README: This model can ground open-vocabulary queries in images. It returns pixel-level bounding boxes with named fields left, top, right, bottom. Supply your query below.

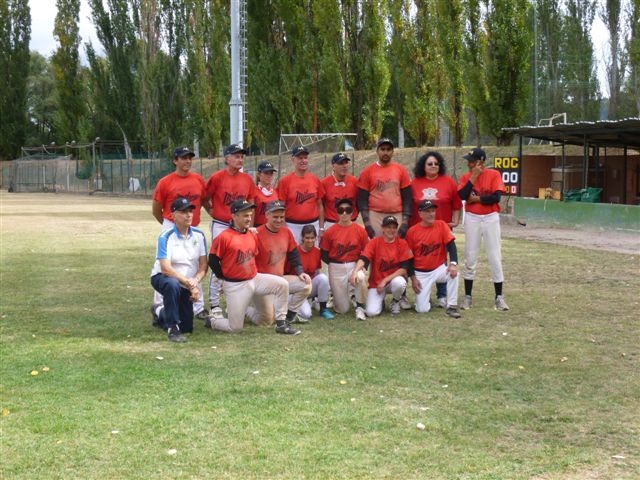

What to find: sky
left=28, top=0, right=610, bottom=94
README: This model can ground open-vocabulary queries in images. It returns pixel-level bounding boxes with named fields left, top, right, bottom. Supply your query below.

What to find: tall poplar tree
left=627, top=0, right=640, bottom=114
left=52, top=0, right=86, bottom=144
left=601, top=0, right=627, bottom=117
left=26, top=52, right=56, bottom=145
left=0, top=0, right=31, bottom=159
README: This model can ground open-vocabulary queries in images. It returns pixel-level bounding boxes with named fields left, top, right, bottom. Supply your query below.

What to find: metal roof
left=503, top=118, right=640, bottom=150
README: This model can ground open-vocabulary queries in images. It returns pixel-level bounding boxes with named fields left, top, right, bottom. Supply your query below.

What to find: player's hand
left=365, top=225, right=376, bottom=239
left=411, top=277, right=422, bottom=294
left=398, top=223, right=408, bottom=238
left=468, top=192, right=480, bottom=204
left=299, top=272, right=312, bottom=284
left=376, top=280, right=387, bottom=294
left=189, top=285, right=200, bottom=302
left=447, top=264, right=458, bottom=278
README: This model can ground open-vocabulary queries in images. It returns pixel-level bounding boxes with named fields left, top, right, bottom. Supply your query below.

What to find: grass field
left=1, top=191, right=638, bottom=479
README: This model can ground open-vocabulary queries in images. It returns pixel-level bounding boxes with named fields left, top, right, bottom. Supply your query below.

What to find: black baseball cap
left=381, top=215, right=399, bottom=227
left=376, top=138, right=394, bottom=149
left=334, top=198, right=353, bottom=209
left=331, top=153, right=350, bottom=164
left=230, top=199, right=255, bottom=214
left=173, top=146, right=195, bottom=159
left=418, top=199, right=438, bottom=211
left=224, top=144, right=247, bottom=156
left=258, top=161, right=277, bottom=173
left=265, top=200, right=286, bottom=214
left=171, top=197, right=196, bottom=212
left=292, top=146, right=310, bottom=157
left=463, top=147, right=486, bottom=162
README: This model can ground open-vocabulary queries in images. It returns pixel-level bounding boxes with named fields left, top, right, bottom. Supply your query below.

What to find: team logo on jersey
left=421, top=188, right=438, bottom=200
left=235, top=249, right=255, bottom=265
left=378, top=259, right=399, bottom=272
left=335, top=243, right=358, bottom=258
left=418, top=243, right=440, bottom=256
left=374, top=179, right=399, bottom=193
left=295, top=190, right=316, bottom=204
left=224, top=193, right=246, bottom=206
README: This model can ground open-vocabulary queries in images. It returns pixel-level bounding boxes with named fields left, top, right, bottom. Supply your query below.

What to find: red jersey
left=361, top=236, right=413, bottom=288
left=320, top=223, right=369, bottom=263
left=205, top=169, right=256, bottom=222
left=410, top=175, right=462, bottom=226
left=153, top=172, right=206, bottom=226
left=253, top=185, right=279, bottom=226
left=276, top=172, right=325, bottom=222
left=357, top=162, right=411, bottom=214
left=458, top=168, right=504, bottom=215
left=210, top=228, right=258, bottom=281
left=405, top=220, right=455, bottom=271
left=288, top=245, right=321, bottom=277
left=254, top=225, right=297, bottom=275
left=321, top=174, right=359, bottom=222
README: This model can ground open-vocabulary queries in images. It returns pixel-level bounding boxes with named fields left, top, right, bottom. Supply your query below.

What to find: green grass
left=1, top=192, right=639, bottom=479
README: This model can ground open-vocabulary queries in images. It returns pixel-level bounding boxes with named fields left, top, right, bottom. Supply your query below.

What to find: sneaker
left=195, top=308, right=210, bottom=321
left=311, top=297, right=320, bottom=312
left=494, top=295, right=510, bottom=311
left=355, top=306, right=367, bottom=321
left=319, top=308, right=335, bottom=320
left=436, top=297, right=447, bottom=309
left=326, top=295, right=334, bottom=309
left=350, top=295, right=357, bottom=309
left=167, top=325, right=187, bottom=343
left=150, top=305, right=161, bottom=328
left=290, top=314, right=309, bottom=324
left=446, top=306, right=461, bottom=318
left=399, top=293, right=412, bottom=310
left=275, top=323, right=301, bottom=335
left=390, top=300, right=401, bottom=315
left=462, top=295, right=473, bottom=310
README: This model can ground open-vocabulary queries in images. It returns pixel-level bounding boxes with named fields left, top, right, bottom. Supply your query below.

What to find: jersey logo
left=374, top=179, right=399, bottom=193
left=295, top=190, right=316, bottom=204
left=418, top=243, right=440, bottom=257
left=421, top=188, right=439, bottom=200
left=235, top=249, right=255, bottom=265
left=224, top=193, right=247, bottom=206
left=335, top=243, right=359, bottom=258
left=378, top=259, right=398, bottom=273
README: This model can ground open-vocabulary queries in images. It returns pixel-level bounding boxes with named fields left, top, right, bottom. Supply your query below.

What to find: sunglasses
left=337, top=207, right=353, bottom=215
left=426, top=162, right=439, bottom=166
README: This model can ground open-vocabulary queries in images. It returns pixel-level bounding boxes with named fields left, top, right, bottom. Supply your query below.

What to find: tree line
left=1, top=0, right=639, bottom=161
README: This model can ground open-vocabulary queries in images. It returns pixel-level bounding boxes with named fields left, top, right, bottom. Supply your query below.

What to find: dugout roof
left=503, top=117, right=640, bottom=150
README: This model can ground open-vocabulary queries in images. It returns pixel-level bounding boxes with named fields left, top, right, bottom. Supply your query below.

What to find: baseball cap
left=331, top=152, right=350, bottom=164
left=381, top=215, right=399, bottom=227
left=171, top=197, right=195, bottom=212
left=292, top=146, right=309, bottom=157
left=334, top=198, right=353, bottom=209
left=224, top=143, right=247, bottom=156
left=375, top=138, right=394, bottom=149
left=463, top=147, right=486, bottom=162
left=173, top=146, right=195, bottom=159
left=258, top=161, right=277, bottom=173
left=265, top=200, right=286, bottom=214
left=230, top=199, right=255, bottom=214
left=418, top=199, right=438, bottom=211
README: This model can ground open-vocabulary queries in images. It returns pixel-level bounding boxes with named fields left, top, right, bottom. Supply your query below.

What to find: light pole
left=93, top=137, right=101, bottom=190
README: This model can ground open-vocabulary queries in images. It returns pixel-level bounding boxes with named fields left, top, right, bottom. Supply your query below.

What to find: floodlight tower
left=230, top=0, right=248, bottom=146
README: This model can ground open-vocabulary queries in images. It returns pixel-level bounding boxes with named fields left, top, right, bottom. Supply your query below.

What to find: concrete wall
left=514, top=197, right=640, bottom=232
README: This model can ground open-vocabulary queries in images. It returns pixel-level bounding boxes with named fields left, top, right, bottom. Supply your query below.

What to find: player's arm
left=357, top=188, right=375, bottom=238
left=152, top=200, right=164, bottom=224
left=408, top=258, right=422, bottom=294
left=159, top=259, right=190, bottom=287
left=458, top=181, right=474, bottom=200
left=479, top=190, right=502, bottom=205
left=450, top=208, right=461, bottom=228
left=445, top=240, right=459, bottom=278
left=317, top=198, right=325, bottom=232
left=380, top=261, right=409, bottom=288
left=208, top=254, right=224, bottom=279
left=320, top=249, right=330, bottom=265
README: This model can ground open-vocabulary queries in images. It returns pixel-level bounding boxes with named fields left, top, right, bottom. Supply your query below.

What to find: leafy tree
left=463, top=0, right=489, bottom=144
left=626, top=0, right=640, bottom=114
left=601, top=0, right=628, bottom=117
left=26, top=52, right=57, bottom=145
left=0, top=0, right=31, bottom=159
left=52, top=0, right=86, bottom=144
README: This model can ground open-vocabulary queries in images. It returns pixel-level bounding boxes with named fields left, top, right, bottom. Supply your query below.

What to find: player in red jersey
left=151, top=146, right=208, bottom=321
left=204, top=143, right=257, bottom=323
left=457, top=148, right=509, bottom=311
left=350, top=215, right=413, bottom=318
left=406, top=200, right=461, bottom=318
left=410, top=150, right=463, bottom=308
left=321, top=153, right=359, bottom=229
left=253, top=161, right=279, bottom=226
left=291, top=225, right=334, bottom=320
left=250, top=200, right=312, bottom=328
left=276, top=146, right=325, bottom=244
left=208, top=200, right=299, bottom=335
left=320, top=198, right=369, bottom=320
left=357, top=138, right=412, bottom=239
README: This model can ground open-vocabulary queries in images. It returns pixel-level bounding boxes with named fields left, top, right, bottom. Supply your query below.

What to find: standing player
left=208, top=200, right=298, bottom=334
left=276, top=146, right=325, bottom=243
left=357, top=138, right=412, bottom=239
left=253, top=161, right=279, bottom=227
left=321, top=152, right=359, bottom=229
left=204, top=143, right=257, bottom=323
left=320, top=198, right=369, bottom=320
left=151, top=146, right=208, bottom=321
left=406, top=200, right=461, bottom=318
left=150, top=197, right=208, bottom=342
left=250, top=200, right=312, bottom=327
left=457, top=148, right=509, bottom=311
left=350, top=216, right=413, bottom=318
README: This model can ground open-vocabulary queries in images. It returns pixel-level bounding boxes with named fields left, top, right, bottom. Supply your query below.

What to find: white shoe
left=326, top=295, right=334, bottom=309
left=461, top=295, right=472, bottom=310
left=494, top=295, right=509, bottom=311
left=355, top=306, right=367, bottom=321
left=390, top=300, right=401, bottom=315
left=437, top=297, right=447, bottom=309
left=399, top=294, right=412, bottom=310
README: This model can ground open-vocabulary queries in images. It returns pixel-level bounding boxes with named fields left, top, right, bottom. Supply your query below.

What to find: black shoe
left=446, top=307, right=461, bottom=319
left=167, top=325, right=187, bottom=342
left=275, top=323, right=301, bottom=335
left=195, top=308, right=210, bottom=322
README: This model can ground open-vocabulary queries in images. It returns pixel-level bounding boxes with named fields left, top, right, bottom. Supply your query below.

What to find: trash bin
left=563, top=189, right=583, bottom=202
left=581, top=187, right=602, bottom=203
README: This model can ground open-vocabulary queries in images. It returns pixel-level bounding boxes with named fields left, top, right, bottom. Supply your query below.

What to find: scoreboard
left=494, top=156, right=520, bottom=195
